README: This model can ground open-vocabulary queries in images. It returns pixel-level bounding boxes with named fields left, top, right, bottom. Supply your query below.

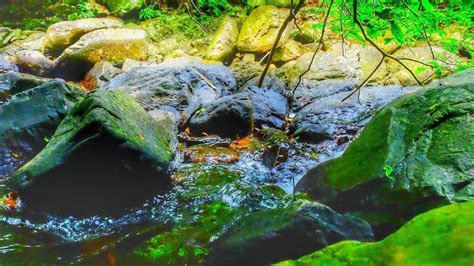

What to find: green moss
left=276, top=201, right=474, bottom=266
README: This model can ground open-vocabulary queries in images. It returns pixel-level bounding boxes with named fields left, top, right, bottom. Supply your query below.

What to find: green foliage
left=139, top=6, right=163, bottom=20
left=197, top=0, right=238, bottom=16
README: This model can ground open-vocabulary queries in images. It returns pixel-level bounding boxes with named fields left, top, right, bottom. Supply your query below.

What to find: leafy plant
left=197, top=0, right=231, bottom=16
left=139, top=7, right=163, bottom=21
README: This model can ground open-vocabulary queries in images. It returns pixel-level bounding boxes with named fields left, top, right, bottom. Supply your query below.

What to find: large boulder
left=0, top=79, right=84, bottom=177
left=14, top=50, right=53, bottom=77
left=206, top=200, right=373, bottom=266
left=276, top=201, right=474, bottom=266
left=237, top=6, right=293, bottom=53
left=105, top=57, right=237, bottom=112
left=296, top=69, right=474, bottom=236
left=387, top=46, right=460, bottom=86
left=53, top=28, right=148, bottom=81
left=292, top=85, right=419, bottom=143
left=288, top=44, right=387, bottom=86
left=206, top=16, right=239, bottom=61
left=8, top=90, right=176, bottom=216
left=42, top=18, right=124, bottom=57
left=186, top=93, right=253, bottom=139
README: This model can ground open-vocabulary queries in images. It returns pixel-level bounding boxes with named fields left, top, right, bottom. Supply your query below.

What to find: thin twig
left=342, top=55, right=385, bottom=102
left=291, top=0, right=335, bottom=96
left=185, top=3, right=208, bottom=33
left=257, top=0, right=305, bottom=87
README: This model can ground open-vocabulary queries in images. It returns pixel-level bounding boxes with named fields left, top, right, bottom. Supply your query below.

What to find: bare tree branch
left=257, top=0, right=305, bottom=87
left=291, top=0, right=335, bottom=96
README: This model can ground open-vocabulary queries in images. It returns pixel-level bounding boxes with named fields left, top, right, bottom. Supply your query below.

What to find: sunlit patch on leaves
left=383, top=164, right=394, bottom=182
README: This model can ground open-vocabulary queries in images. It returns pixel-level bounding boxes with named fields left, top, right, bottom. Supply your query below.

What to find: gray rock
left=14, top=50, right=53, bottom=77
left=0, top=72, right=48, bottom=103
left=106, top=57, right=237, bottom=112
left=241, top=75, right=286, bottom=95
left=186, top=93, right=253, bottom=139
left=244, top=86, right=289, bottom=129
left=83, top=61, right=121, bottom=90
left=292, top=85, right=420, bottom=143
left=0, top=80, right=84, bottom=177
left=0, top=56, right=18, bottom=74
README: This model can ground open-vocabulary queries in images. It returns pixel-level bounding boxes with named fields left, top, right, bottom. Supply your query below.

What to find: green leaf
left=421, top=0, right=435, bottom=11
left=390, top=22, right=405, bottom=44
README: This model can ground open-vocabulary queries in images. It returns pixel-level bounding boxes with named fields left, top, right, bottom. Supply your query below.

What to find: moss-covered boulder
left=8, top=90, right=175, bottom=216
left=274, top=39, right=303, bottom=62
left=237, top=6, right=292, bottom=53
left=275, top=201, right=474, bottom=266
left=206, top=200, right=373, bottom=265
left=206, top=16, right=239, bottom=61
left=0, top=79, right=84, bottom=177
left=296, top=68, right=474, bottom=236
left=54, top=28, right=148, bottom=81
left=42, top=18, right=124, bottom=57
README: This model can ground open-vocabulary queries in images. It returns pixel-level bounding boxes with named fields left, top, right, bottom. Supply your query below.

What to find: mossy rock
left=8, top=90, right=175, bottom=216
left=296, top=68, right=474, bottom=236
left=237, top=6, right=292, bottom=53
left=206, top=16, right=239, bottom=61
left=275, top=201, right=474, bottom=266
left=0, top=79, right=84, bottom=177
left=206, top=199, right=373, bottom=265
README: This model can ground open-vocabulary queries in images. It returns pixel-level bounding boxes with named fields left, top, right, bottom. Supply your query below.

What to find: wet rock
left=0, top=56, right=18, bottom=74
left=258, top=127, right=290, bottom=167
left=292, top=85, right=419, bottom=143
left=206, top=16, right=239, bottom=62
left=387, top=46, right=460, bottom=86
left=0, top=80, right=84, bottom=177
left=244, top=86, right=289, bottom=129
left=206, top=200, right=373, bottom=266
left=0, top=72, right=48, bottom=102
left=186, top=93, right=253, bottom=139
left=276, top=201, right=474, bottom=266
left=14, top=50, right=53, bottom=77
left=290, top=80, right=354, bottom=111
left=229, top=53, right=263, bottom=88
left=241, top=75, right=286, bottom=95
left=82, top=61, right=121, bottom=90
left=237, top=6, right=293, bottom=53
left=42, top=18, right=124, bottom=57
left=106, top=56, right=236, bottom=112
left=296, top=68, right=474, bottom=237
left=8, top=90, right=175, bottom=216
left=53, top=28, right=148, bottom=81
left=274, top=39, right=303, bottom=63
